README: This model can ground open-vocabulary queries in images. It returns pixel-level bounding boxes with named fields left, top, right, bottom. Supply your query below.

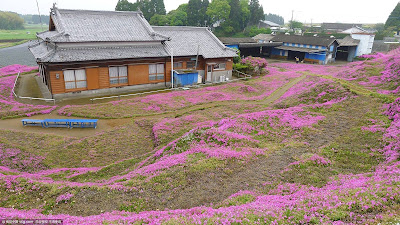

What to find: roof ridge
left=204, top=28, right=235, bottom=53
left=58, top=8, right=142, bottom=15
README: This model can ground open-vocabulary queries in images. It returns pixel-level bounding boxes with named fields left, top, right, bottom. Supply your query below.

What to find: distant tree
left=289, top=20, right=303, bottom=29
left=200, top=0, right=210, bottom=26
left=229, top=0, right=241, bottom=32
left=248, top=0, right=264, bottom=26
left=374, top=23, right=394, bottom=40
left=385, top=2, right=400, bottom=33
left=187, top=0, right=202, bottom=26
left=264, top=13, right=284, bottom=25
left=149, top=14, right=169, bottom=25
left=115, top=0, right=165, bottom=20
left=168, top=10, right=187, bottom=26
left=246, top=25, right=271, bottom=37
left=239, top=0, right=250, bottom=30
left=177, top=3, right=188, bottom=12
left=206, top=0, right=230, bottom=25
left=0, top=11, right=24, bottom=30
left=115, top=0, right=135, bottom=11
left=151, top=0, right=166, bottom=15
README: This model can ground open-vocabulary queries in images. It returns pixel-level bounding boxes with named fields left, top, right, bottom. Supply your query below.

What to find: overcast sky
left=1, top=0, right=399, bottom=24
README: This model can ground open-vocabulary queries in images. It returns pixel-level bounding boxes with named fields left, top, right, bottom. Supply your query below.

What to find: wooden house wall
left=46, top=56, right=230, bottom=94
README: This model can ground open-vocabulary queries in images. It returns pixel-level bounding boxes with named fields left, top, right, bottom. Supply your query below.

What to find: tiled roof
left=29, top=42, right=169, bottom=63
left=153, top=26, right=237, bottom=59
left=271, top=35, right=337, bottom=47
left=322, top=23, right=362, bottom=31
left=29, top=8, right=236, bottom=63
left=338, top=36, right=360, bottom=47
left=46, top=8, right=169, bottom=42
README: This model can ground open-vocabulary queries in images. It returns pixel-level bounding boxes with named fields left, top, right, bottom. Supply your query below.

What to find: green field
left=0, top=24, right=45, bottom=40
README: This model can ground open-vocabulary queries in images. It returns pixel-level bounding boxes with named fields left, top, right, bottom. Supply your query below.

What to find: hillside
left=0, top=51, right=400, bottom=224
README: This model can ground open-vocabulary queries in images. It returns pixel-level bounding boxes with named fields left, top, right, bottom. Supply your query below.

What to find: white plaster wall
left=352, top=34, right=375, bottom=56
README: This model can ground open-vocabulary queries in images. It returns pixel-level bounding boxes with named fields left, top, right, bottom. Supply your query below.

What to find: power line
left=35, top=0, right=44, bottom=31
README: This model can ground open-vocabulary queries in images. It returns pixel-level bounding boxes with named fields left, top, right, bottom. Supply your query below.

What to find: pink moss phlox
left=0, top=65, right=37, bottom=76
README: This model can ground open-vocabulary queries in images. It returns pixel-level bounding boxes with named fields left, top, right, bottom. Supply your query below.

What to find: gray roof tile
left=30, top=44, right=169, bottom=63
left=153, top=26, right=237, bottom=59
left=48, top=8, right=168, bottom=42
left=271, top=35, right=337, bottom=47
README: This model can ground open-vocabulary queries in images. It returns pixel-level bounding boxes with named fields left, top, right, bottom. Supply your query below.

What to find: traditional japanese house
left=29, top=6, right=237, bottom=99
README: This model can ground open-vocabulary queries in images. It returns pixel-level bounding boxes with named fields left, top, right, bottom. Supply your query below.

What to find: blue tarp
left=173, top=71, right=198, bottom=86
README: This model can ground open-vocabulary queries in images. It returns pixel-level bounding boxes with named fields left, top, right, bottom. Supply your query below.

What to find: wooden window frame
left=173, top=61, right=184, bottom=69
left=213, top=63, right=226, bottom=71
left=186, top=61, right=196, bottom=69
left=149, top=63, right=165, bottom=81
left=63, top=69, right=87, bottom=90
left=109, top=66, right=128, bottom=86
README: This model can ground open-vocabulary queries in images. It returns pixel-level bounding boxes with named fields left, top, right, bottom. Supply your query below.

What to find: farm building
left=29, top=6, right=237, bottom=99
left=252, top=34, right=275, bottom=43
left=321, top=23, right=363, bottom=32
left=258, top=20, right=281, bottom=30
left=337, top=36, right=360, bottom=62
left=218, top=37, right=281, bottom=58
left=270, top=35, right=339, bottom=64
left=341, top=26, right=375, bottom=56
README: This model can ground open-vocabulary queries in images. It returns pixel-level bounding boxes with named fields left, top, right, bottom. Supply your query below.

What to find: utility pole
left=290, top=10, right=294, bottom=30
left=36, top=0, right=43, bottom=31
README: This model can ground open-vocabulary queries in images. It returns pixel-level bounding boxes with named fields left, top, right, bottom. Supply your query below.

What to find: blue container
left=173, top=71, right=198, bottom=86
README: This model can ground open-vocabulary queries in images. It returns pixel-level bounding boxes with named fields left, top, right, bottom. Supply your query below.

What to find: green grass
left=0, top=24, right=45, bottom=40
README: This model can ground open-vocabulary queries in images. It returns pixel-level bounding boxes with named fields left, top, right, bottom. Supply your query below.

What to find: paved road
left=0, top=41, right=37, bottom=67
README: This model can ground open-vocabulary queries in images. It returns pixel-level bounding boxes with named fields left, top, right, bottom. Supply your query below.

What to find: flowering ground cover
left=0, top=75, right=56, bottom=118
left=58, top=72, right=293, bottom=118
left=1, top=53, right=400, bottom=224
left=0, top=64, right=37, bottom=77
left=334, top=49, right=400, bottom=96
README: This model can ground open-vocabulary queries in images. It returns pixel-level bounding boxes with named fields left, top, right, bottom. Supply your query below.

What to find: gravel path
left=0, top=41, right=37, bottom=67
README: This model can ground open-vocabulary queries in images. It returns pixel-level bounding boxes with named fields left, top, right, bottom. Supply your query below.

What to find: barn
left=270, top=35, right=339, bottom=64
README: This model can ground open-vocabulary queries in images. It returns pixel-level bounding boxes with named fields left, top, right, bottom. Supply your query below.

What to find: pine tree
left=248, top=0, right=264, bottom=26
left=385, top=2, right=400, bottom=32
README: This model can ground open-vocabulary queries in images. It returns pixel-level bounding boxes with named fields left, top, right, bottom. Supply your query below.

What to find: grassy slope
left=0, top=57, right=400, bottom=223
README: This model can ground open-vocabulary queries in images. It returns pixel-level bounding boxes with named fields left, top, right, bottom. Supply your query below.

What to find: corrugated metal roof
left=218, top=37, right=257, bottom=44
left=153, top=26, right=237, bottom=59
left=47, top=8, right=168, bottom=42
left=275, top=46, right=324, bottom=53
left=252, top=34, right=275, bottom=42
left=338, top=36, right=360, bottom=47
left=29, top=43, right=169, bottom=63
left=259, top=20, right=280, bottom=27
left=271, top=35, right=337, bottom=47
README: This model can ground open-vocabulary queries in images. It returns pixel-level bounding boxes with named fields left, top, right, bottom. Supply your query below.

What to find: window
left=64, top=69, right=87, bottom=90
left=186, top=61, right=196, bottom=69
left=109, top=66, right=128, bottom=85
left=173, top=62, right=183, bottom=69
left=149, top=64, right=164, bottom=81
left=213, top=63, right=226, bottom=70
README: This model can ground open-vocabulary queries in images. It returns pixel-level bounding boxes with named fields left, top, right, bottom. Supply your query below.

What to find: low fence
left=89, top=70, right=253, bottom=104
left=90, top=89, right=172, bottom=103
left=12, top=72, right=56, bottom=105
